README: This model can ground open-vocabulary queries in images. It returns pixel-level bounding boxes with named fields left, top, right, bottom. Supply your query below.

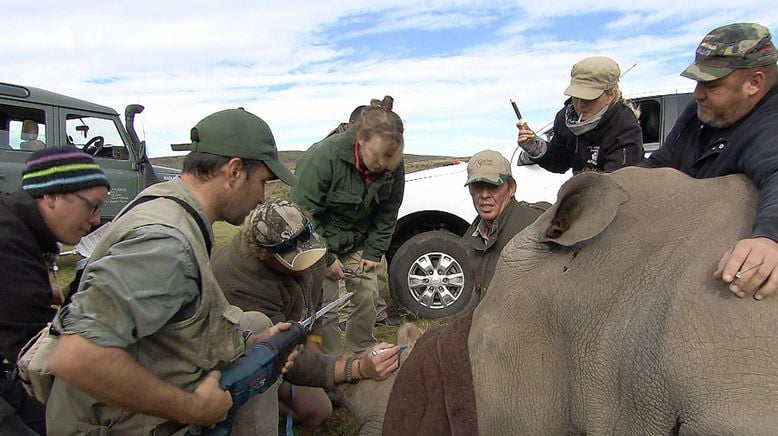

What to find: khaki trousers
left=339, top=256, right=390, bottom=323
left=320, top=250, right=378, bottom=355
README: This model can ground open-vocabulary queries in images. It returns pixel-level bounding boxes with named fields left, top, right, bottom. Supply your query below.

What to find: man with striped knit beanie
left=0, top=145, right=109, bottom=435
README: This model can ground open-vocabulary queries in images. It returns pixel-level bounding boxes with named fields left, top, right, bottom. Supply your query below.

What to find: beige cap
left=563, top=56, right=620, bottom=100
left=465, top=150, right=512, bottom=186
left=244, top=199, right=326, bottom=271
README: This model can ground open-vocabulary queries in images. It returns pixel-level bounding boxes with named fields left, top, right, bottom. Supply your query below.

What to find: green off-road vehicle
left=0, top=82, right=179, bottom=222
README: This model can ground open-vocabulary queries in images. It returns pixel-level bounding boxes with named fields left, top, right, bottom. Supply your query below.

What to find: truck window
left=0, top=104, right=46, bottom=152
left=637, top=99, right=661, bottom=152
left=65, top=114, right=129, bottom=160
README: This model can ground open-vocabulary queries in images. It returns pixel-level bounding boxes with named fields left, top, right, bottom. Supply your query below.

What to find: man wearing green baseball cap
left=46, top=108, right=298, bottom=434
left=641, top=22, right=778, bottom=301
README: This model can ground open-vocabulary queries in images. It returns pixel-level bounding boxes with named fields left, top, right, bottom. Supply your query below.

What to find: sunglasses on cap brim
left=259, top=222, right=314, bottom=253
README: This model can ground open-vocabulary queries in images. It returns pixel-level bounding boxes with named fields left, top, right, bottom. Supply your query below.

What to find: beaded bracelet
left=344, top=355, right=360, bottom=384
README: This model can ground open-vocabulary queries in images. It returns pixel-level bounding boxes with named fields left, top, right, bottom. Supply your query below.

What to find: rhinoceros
left=385, top=168, right=778, bottom=435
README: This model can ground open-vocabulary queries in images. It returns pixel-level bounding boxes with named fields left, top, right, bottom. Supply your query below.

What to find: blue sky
left=2, top=1, right=776, bottom=157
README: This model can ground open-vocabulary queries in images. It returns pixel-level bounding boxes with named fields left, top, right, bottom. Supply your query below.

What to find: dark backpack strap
left=118, top=195, right=212, bottom=256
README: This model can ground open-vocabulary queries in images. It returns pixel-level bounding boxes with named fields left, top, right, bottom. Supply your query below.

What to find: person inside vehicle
left=0, top=146, right=109, bottom=435
left=19, top=120, right=45, bottom=151
left=462, top=150, right=550, bottom=302
left=212, top=199, right=401, bottom=433
left=517, top=56, right=644, bottom=174
left=640, top=22, right=778, bottom=301
left=45, top=108, right=298, bottom=434
left=291, top=96, right=405, bottom=356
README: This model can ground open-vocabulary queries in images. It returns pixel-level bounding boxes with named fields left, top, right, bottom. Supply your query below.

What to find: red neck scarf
left=353, top=141, right=374, bottom=186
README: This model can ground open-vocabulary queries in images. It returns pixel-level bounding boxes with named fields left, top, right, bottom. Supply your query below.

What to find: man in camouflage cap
left=212, top=199, right=401, bottom=434
left=641, top=22, right=778, bottom=301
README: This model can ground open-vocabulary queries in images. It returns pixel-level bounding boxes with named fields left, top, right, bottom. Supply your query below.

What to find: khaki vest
left=47, top=179, right=245, bottom=436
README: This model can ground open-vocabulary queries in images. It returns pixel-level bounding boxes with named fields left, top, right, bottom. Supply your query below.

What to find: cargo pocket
left=208, top=304, right=244, bottom=363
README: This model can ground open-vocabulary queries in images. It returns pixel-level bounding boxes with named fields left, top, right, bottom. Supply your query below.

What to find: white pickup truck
left=387, top=92, right=693, bottom=318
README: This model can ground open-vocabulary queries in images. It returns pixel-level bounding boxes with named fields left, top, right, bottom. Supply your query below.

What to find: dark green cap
left=682, top=22, right=778, bottom=82
left=183, top=108, right=296, bottom=186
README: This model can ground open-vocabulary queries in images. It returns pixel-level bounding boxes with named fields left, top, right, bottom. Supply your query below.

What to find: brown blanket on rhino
left=383, top=312, right=478, bottom=435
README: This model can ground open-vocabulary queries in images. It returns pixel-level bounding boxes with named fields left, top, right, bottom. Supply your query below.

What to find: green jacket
left=291, top=131, right=405, bottom=264
left=462, top=199, right=549, bottom=296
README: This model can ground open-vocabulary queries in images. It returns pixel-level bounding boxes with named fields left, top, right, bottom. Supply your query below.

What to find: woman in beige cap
left=517, top=56, right=643, bottom=174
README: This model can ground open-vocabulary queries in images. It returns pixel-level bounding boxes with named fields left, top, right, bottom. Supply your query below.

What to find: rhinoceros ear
left=538, top=172, right=629, bottom=246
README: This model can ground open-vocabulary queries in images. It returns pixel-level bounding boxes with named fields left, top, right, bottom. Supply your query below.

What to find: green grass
left=54, top=220, right=446, bottom=435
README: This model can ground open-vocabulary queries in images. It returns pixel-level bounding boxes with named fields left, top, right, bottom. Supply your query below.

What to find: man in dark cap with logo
left=45, top=109, right=298, bottom=434
left=0, top=146, right=109, bottom=435
left=462, top=150, right=549, bottom=303
left=641, top=22, right=778, bottom=301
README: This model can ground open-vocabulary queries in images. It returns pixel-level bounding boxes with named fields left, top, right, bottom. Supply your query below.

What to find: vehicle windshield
left=65, top=113, right=128, bottom=159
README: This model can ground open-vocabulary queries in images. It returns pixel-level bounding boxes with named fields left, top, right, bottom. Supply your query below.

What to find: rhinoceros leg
left=384, top=313, right=478, bottom=436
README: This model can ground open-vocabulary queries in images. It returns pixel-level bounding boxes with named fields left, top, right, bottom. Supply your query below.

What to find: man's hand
left=358, top=259, right=378, bottom=273
left=325, top=258, right=345, bottom=281
left=714, top=237, right=778, bottom=300
left=190, top=370, right=232, bottom=427
left=245, top=322, right=299, bottom=374
left=360, top=342, right=401, bottom=381
left=247, top=322, right=292, bottom=345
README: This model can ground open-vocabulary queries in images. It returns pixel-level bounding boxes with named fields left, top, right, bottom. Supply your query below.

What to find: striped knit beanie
left=21, top=146, right=110, bottom=198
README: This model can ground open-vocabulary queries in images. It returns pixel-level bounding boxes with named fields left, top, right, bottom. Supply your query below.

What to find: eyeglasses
left=70, top=192, right=104, bottom=216
left=260, top=222, right=313, bottom=253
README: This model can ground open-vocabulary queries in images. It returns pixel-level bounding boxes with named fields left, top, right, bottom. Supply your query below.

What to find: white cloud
left=1, top=1, right=776, bottom=158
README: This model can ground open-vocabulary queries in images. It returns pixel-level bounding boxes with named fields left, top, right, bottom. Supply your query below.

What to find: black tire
left=389, top=230, right=473, bottom=319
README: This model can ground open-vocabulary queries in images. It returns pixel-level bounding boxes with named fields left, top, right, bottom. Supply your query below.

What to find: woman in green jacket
left=291, top=96, right=405, bottom=355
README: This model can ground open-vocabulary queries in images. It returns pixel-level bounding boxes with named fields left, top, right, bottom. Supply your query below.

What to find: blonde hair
left=608, top=86, right=641, bottom=118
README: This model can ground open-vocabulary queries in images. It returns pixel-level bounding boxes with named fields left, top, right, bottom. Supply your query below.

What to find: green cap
left=184, top=108, right=296, bottom=186
left=682, top=22, right=778, bottom=82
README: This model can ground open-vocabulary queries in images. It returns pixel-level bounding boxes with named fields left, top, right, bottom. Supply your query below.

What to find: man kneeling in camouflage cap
left=212, top=199, right=401, bottom=434
left=641, top=22, right=778, bottom=300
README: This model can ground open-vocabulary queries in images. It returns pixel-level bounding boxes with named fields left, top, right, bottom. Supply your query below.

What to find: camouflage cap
left=465, top=150, right=512, bottom=186
left=180, top=108, right=297, bottom=186
left=682, top=22, right=778, bottom=82
left=244, top=199, right=326, bottom=271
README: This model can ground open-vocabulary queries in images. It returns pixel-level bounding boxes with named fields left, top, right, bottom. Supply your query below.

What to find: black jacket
left=642, top=85, right=778, bottom=240
left=0, top=190, right=57, bottom=363
left=534, top=99, right=644, bottom=174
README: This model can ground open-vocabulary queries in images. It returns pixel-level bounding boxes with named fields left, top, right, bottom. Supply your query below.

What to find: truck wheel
left=389, top=230, right=473, bottom=319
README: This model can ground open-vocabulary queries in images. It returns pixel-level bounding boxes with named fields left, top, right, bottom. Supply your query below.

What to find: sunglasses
left=260, top=222, right=313, bottom=253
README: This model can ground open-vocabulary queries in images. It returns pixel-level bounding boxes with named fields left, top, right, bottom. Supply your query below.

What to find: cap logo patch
left=475, top=158, right=493, bottom=168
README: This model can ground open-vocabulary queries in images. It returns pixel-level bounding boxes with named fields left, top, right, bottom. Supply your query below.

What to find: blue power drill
left=189, top=292, right=352, bottom=436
